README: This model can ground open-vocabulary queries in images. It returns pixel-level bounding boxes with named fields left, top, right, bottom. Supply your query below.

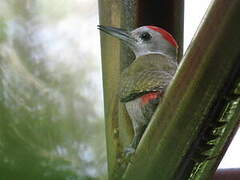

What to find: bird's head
left=98, top=25, right=178, bottom=59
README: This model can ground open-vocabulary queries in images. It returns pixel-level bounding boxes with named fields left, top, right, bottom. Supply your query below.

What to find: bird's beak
left=97, top=25, right=136, bottom=47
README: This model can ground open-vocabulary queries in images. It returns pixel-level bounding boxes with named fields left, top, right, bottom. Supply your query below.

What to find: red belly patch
left=141, top=91, right=163, bottom=105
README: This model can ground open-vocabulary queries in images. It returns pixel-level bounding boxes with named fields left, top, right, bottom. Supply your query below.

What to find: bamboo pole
left=123, top=0, right=240, bottom=179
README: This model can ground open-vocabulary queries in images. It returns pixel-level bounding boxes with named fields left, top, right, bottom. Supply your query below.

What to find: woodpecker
left=98, top=25, right=179, bottom=154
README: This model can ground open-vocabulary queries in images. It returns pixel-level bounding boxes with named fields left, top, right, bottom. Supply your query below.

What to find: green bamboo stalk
left=192, top=99, right=240, bottom=180
left=123, top=0, right=240, bottom=179
left=98, top=1, right=138, bottom=179
left=98, top=1, right=121, bottom=178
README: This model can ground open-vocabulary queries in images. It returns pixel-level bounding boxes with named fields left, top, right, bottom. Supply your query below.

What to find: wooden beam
left=123, top=0, right=240, bottom=179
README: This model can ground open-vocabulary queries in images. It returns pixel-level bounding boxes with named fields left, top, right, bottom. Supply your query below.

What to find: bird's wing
left=120, top=70, right=173, bottom=102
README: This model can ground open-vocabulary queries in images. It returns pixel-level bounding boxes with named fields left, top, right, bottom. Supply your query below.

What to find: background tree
left=0, top=0, right=106, bottom=179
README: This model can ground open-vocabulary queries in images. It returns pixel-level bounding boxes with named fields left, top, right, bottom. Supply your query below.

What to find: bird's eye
left=140, top=32, right=152, bottom=41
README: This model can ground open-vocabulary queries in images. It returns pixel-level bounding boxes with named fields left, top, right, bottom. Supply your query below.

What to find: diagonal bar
left=123, top=0, right=240, bottom=179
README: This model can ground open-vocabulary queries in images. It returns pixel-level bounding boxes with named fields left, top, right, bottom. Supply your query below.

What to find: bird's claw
left=120, top=146, right=135, bottom=165
left=124, top=147, right=135, bottom=158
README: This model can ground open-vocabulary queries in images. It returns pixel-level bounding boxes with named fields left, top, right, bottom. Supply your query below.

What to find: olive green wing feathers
left=120, top=54, right=177, bottom=102
left=120, top=69, right=174, bottom=102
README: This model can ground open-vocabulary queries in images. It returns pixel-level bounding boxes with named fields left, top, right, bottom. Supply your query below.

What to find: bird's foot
left=124, top=147, right=135, bottom=158
left=120, top=146, right=136, bottom=165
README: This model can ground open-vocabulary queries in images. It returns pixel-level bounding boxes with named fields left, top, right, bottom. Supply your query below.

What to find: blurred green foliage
left=0, top=0, right=106, bottom=179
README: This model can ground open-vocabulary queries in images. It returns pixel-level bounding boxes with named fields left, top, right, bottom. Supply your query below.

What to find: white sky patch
left=184, top=0, right=213, bottom=51
left=219, top=130, right=240, bottom=168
